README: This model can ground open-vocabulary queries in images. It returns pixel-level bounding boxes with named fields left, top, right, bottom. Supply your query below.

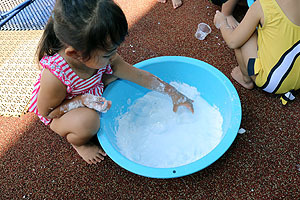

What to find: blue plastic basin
left=97, top=56, right=241, bottom=178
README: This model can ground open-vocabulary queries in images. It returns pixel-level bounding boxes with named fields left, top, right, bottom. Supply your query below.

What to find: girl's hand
left=81, top=94, right=112, bottom=113
left=108, top=54, right=194, bottom=113
left=214, top=10, right=227, bottom=29
left=171, top=94, right=194, bottom=113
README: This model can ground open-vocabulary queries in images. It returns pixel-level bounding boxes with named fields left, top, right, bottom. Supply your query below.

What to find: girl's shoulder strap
left=40, top=53, right=73, bottom=86
left=40, top=53, right=65, bottom=69
left=104, top=64, right=113, bottom=75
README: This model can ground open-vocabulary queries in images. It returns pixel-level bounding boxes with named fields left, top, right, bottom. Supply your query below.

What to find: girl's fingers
left=173, top=102, right=194, bottom=113
left=173, top=104, right=179, bottom=113
left=105, top=101, right=112, bottom=111
left=83, top=95, right=112, bottom=112
left=185, top=103, right=194, bottom=113
left=96, top=96, right=106, bottom=102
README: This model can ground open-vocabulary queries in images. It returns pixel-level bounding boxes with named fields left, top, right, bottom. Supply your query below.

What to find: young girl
left=214, top=0, right=300, bottom=104
left=29, top=0, right=194, bottom=164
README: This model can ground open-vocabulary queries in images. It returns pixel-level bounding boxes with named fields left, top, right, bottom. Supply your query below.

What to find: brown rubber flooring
left=0, top=0, right=299, bottom=199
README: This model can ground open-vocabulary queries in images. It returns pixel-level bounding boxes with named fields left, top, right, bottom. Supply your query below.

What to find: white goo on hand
left=150, top=77, right=165, bottom=93
left=83, top=94, right=110, bottom=113
left=115, top=82, right=224, bottom=168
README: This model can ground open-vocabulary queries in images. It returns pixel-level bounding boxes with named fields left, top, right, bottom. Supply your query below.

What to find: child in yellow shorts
left=214, top=0, right=300, bottom=104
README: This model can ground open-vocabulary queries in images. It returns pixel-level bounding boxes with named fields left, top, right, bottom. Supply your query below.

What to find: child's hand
left=82, top=94, right=112, bottom=113
left=172, top=94, right=194, bottom=114
left=214, top=10, right=227, bottom=29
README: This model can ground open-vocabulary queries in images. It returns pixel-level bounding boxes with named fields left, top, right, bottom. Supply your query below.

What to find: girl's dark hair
left=37, top=0, right=128, bottom=61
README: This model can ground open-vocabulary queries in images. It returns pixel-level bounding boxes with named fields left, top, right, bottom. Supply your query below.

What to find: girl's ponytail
left=36, top=17, right=63, bottom=62
left=36, top=0, right=128, bottom=63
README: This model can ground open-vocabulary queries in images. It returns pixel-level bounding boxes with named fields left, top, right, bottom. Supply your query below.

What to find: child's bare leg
left=231, top=31, right=258, bottom=89
left=232, top=49, right=254, bottom=89
left=158, top=0, right=182, bottom=8
left=171, top=0, right=182, bottom=9
left=231, top=65, right=254, bottom=89
left=50, top=107, right=106, bottom=164
left=158, top=0, right=167, bottom=3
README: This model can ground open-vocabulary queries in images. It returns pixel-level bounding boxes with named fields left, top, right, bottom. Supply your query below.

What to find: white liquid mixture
left=115, top=82, right=223, bottom=168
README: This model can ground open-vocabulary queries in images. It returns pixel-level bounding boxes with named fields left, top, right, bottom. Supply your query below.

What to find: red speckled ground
left=1, top=0, right=300, bottom=199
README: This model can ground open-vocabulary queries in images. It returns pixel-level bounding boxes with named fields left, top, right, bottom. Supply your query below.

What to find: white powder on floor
left=115, top=82, right=223, bottom=168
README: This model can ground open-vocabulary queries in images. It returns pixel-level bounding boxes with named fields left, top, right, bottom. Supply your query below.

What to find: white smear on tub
left=115, top=82, right=224, bottom=168
left=238, top=128, right=246, bottom=134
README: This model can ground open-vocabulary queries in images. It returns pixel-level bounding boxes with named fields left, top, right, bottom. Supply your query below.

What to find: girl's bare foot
left=172, top=0, right=182, bottom=9
left=231, top=67, right=254, bottom=89
left=158, top=0, right=167, bottom=3
left=158, top=0, right=182, bottom=9
left=226, top=15, right=239, bottom=29
left=72, top=142, right=107, bottom=164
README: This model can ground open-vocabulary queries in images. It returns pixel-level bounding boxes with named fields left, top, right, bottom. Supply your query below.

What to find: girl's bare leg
left=50, top=107, right=106, bottom=164
left=157, top=0, right=182, bottom=9
left=231, top=31, right=258, bottom=89
left=232, top=49, right=254, bottom=89
left=158, top=0, right=167, bottom=3
left=171, top=0, right=182, bottom=9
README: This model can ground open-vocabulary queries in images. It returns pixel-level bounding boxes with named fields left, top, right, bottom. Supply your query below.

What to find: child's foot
left=172, top=0, right=182, bottom=9
left=158, top=0, right=167, bottom=3
left=226, top=15, right=239, bottom=29
left=72, top=142, right=107, bottom=164
left=231, top=67, right=254, bottom=89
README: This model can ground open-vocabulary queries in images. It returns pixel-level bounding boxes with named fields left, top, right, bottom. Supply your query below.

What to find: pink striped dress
left=28, top=53, right=113, bottom=125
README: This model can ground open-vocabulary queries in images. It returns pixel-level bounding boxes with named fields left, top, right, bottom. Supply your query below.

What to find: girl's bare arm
left=37, top=68, right=67, bottom=118
left=109, top=54, right=194, bottom=113
left=38, top=69, right=111, bottom=119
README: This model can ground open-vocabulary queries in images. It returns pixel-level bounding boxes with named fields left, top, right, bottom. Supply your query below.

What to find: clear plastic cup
left=195, top=23, right=211, bottom=40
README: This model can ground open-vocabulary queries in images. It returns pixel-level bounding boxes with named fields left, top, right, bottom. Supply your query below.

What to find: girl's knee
left=50, top=108, right=100, bottom=140
left=72, top=108, right=100, bottom=134
left=65, top=109, right=100, bottom=145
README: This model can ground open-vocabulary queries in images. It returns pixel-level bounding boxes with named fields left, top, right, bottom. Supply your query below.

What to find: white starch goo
left=115, top=82, right=223, bottom=168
